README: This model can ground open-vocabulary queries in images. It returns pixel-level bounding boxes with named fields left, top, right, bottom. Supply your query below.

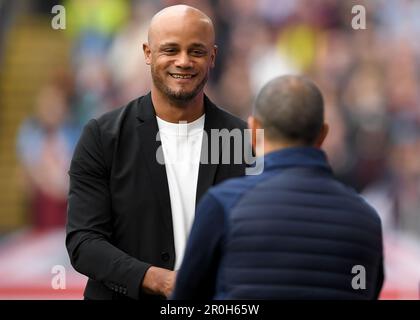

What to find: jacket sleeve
left=65, top=119, right=151, bottom=300
left=373, top=257, right=384, bottom=299
left=171, top=192, right=226, bottom=300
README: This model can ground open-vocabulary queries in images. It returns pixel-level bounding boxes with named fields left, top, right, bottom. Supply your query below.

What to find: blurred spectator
left=340, top=62, right=389, bottom=191
left=364, top=116, right=420, bottom=234
left=72, top=57, right=113, bottom=126
left=106, top=0, right=157, bottom=104
left=65, top=0, right=129, bottom=61
left=16, top=85, right=79, bottom=230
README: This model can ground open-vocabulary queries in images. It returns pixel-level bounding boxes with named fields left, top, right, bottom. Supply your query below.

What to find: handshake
left=142, top=266, right=177, bottom=298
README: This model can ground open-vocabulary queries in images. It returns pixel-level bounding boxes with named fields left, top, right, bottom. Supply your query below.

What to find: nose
left=174, top=51, right=193, bottom=69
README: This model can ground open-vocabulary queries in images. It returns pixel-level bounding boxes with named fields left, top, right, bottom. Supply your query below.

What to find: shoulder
left=317, top=172, right=384, bottom=228
left=74, top=95, right=145, bottom=164
left=93, top=95, right=144, bottom=133
left=205, top=172, right=270, bottom=214
left=347, top=186, right=383, bottom=227
left=319, top=175, right=382, bottom=225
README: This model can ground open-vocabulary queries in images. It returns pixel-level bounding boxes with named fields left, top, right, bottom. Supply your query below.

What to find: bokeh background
left=0, top=0, right=419, bottom=299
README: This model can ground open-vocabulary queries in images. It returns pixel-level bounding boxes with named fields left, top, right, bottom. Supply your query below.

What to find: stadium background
left=0, top=0, right=419, bottom=299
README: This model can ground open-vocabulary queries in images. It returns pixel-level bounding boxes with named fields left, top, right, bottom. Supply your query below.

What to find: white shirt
left=156, top=114, right=205, bottom=270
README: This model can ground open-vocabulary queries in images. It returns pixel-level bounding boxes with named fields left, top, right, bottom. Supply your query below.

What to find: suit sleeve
left=66, top=119, right=151, bottom=300
left=171, top=192, right=226, bottom=300
left=374, top=258, right=384, bottom=299
left=373, top=227, right=385, bottom=299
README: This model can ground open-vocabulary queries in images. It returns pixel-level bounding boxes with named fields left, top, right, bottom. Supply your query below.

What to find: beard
left=151, top=68, right=208, bottom=103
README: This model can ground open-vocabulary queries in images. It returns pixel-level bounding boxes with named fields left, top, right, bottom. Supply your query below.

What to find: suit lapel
left=195, top=96, right=223, bottom=205
left=135, top=93, right=224, bottom=221
left=136, top=93, right=173, bottom=234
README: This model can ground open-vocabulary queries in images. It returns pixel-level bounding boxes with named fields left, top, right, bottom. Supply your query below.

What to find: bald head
left=148, top=5, right=215, bottom=46
left=255, top=75, right=325, bottom=145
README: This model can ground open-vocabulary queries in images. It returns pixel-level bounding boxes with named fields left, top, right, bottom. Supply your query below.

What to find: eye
left=191, top=50, right=206, bottom=57
left=163, top=48, right=177, bottom=54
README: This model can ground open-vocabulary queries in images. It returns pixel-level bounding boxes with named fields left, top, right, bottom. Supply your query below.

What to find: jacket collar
left=136, top=92, right=155, bottom=122
left=135, top=91, right=227, bottom=206
left=263, top=146, right=332, bottom=173
left=136, top=92, right=220, bottom=125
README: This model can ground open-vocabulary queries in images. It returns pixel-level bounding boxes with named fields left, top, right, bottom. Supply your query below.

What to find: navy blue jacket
left=172, top=147, right=384, bottom=300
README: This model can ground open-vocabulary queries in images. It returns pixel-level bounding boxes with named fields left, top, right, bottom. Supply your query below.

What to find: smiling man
left=144, top=6, right=216, bottom=110
left=66, top=5, right=247, bottom=300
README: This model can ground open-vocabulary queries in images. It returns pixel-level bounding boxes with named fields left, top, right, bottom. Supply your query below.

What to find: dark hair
left=254, top=75, right=324, bottom=145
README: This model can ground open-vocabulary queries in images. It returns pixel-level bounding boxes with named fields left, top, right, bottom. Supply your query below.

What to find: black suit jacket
left=66, top=93, right=247, bottom=300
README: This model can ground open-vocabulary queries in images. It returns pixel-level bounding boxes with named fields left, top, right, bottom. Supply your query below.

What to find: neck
left=151, top=88, right=205, bottom=123
left=262, top=139, right=310, bottom=156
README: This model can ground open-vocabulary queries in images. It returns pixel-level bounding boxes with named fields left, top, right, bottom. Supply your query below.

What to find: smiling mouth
left=169, top=73, right=196, bottom=79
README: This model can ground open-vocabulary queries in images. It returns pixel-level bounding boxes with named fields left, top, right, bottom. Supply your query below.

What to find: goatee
left=152, top=72, right=208, bottom=104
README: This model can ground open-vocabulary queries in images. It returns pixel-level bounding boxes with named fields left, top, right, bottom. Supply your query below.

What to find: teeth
left=171, top=74, right=193, bottom=79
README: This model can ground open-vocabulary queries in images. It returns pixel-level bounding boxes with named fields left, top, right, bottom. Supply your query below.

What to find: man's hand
left=142, top=266, right=176, bottom=298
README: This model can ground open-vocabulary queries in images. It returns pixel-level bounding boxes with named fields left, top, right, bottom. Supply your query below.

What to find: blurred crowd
left=15, top=0, right=420, bottom=238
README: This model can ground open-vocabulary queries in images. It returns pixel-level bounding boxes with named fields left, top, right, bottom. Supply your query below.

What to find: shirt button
left=161, top=252, right=170, bottom=261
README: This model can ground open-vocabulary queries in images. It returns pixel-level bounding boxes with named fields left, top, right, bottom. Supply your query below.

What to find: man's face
left=144, top=15, right=216, bottom=102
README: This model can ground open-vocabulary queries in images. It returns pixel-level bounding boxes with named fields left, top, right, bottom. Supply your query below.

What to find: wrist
left=142, top=266, right=161, bottom=295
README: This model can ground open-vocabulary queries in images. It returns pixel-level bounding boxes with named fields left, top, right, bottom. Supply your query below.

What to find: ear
left=143, top=43, right=152, bottom=65
left=247, top=116, right=261, bottom=151
left=314, top=123, right=329, bottom=148
left=210, top=45, right=218, bottom=68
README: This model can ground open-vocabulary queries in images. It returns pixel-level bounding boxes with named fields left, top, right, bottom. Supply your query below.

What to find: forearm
left=172, top=193, right=225, bottom=300
left=66, top=230, right=151, bottom=299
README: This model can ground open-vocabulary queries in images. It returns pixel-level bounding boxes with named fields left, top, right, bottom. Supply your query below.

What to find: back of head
left=254, top=75, right=324, bottom=145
